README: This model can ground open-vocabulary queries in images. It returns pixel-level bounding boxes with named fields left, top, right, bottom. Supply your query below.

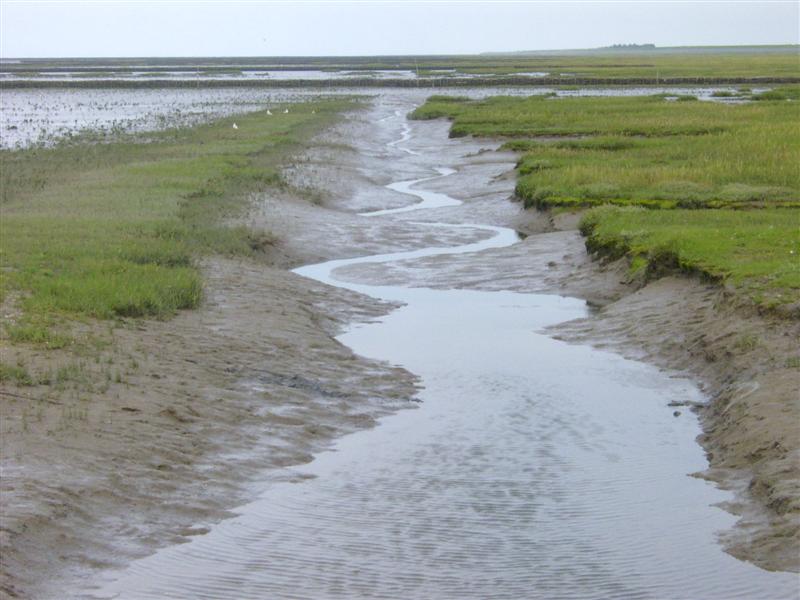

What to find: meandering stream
left=91, top=108, right=798, bottom=599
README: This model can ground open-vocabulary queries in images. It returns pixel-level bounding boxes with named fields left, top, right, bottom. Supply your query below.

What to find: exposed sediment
left=0, top=105, right=427, bottom=599
left=552, top=274, right=800, bottom=573
left=347, top=140, right=800, bottom=572
left=1, top=93, right=797, bottom=599
left=0, top=253, right=419, bottom=599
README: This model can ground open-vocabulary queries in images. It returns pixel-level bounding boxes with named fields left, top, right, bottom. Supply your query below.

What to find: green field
left=581, top=207, right=799, bottom=311
left=448, top=50, right=800, bottom=79
left=3, top=47, right=798, bottom=87
left=0, top=99, right=352, bottom=346
left=412, top=89, right=800, bottom=312
left=3, top=47, right=798, bottom=76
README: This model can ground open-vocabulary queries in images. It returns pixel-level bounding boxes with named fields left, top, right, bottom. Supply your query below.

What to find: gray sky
left=1, top=1, right=798, bottom=58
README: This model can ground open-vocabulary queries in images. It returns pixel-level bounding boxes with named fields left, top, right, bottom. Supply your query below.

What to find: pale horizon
left=1, top=1, right=798, bottom=59
left=2, top=42, right=799, bottom=61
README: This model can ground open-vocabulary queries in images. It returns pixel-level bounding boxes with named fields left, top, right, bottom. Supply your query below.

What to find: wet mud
left=1, top=90, right=797, bottom=599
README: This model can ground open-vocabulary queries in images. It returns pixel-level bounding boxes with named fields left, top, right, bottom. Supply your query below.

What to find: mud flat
left=0, top=102, right=427, bottom=597
left=289, top=99, right=799, bottom=571
left=331, top=120, right=799, bottom=575
left=0, top=91, right=515, bottom=598
left=85, top=98, right=797, bottom=599
left=0, top=254, right=421, bottom=599
left=0, top=85, right=752, bottom=149
left=1, top=91, right=798, bottom=598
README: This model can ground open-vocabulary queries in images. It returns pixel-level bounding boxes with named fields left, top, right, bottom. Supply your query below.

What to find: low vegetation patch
left=0, top=362, right=34, bottom=386
left=411, top=92, right=799, bottom=210
left=412, top=89, right=800, bottom=311
left=1, top=99, right=352, bottom=339
left=580, top=207, right=800, bottom=312
left=446, top=51, right=800, bottom=79
left=5, top=49, right=799, bottom=82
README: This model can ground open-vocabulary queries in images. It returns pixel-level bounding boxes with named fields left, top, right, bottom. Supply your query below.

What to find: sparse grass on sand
left=412, top=89, right=800, bottom=312
left=0, top=99, right=353, bottom=344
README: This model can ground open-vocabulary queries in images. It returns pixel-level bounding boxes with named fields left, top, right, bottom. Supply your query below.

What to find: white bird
left=283, top=108, right=289, bottom=114
left=312, top=110, right=316, bottom=114
left=232, top=123, right=238, bottom=129
left=266, top=109, right=272, bottom=115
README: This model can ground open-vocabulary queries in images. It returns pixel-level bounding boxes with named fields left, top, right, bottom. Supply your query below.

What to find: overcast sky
left=1, top=1, right=797, bottom=58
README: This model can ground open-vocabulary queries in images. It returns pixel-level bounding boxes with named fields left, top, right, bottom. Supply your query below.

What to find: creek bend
left=90, top=102, right=798, bottom=599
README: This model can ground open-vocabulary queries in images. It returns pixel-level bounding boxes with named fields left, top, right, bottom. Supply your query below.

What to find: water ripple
left=89, top=104, right=798, bottom=600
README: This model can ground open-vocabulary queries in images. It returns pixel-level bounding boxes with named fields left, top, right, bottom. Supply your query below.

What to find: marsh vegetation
left=412, top=88, right=800, bottom=313
left=2, top=48, right=799, bottom=596
left=0, top=99, right=353, bottom=348
left=2, top=47, right=798, bottom=88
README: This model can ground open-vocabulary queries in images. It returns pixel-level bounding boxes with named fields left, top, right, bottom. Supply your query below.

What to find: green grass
left=4, top=48, right=799, bottom=81
left=753, top=86, right=800, bottom=101
left=456, top=52, right=800, bottom=79
left=0, top=362, right=34, bottom=386
left=0, top=99, right=352, bottom=332
left=411, top=92, right=800, bottom=210
left=580, top=207, right=800, bottom=312
left=412, top=89, right=800, bottom=311
left=6, top=320, right=72, bottom=349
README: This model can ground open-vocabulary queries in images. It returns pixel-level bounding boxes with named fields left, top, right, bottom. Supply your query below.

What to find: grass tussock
left=1, top=99, right=352, bottom=334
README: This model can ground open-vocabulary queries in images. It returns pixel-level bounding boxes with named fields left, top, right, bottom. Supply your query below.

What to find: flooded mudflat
left=0, top=87, right=328, bottom=148
left=89, top=112, right=798, bottom=598
left=0, top=68, right=421, bottom=82
left=1, top=85, right=746, bottom=149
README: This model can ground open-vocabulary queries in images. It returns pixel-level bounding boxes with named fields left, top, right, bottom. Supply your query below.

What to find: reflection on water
left=1, top=86, right=751, bottom=149
left=0, top=69, right=421, bottom=82
left=89, top=109, right=798, bottom=600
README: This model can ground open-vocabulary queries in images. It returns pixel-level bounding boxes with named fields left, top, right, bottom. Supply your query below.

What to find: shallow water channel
left=92, top=116, right=798, bottom=599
